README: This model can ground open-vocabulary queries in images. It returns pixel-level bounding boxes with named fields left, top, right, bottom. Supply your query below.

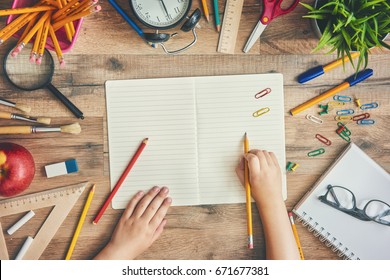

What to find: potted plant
left=301, top=0, right=390, bottom=72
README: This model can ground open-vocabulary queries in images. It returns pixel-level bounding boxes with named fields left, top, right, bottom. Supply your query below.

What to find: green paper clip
left=337, top=122, right=351, bottom=136
left=307, top=148, right=325, bottom=157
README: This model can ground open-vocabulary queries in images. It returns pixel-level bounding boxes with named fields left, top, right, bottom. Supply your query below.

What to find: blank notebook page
left=105, top=74, right=286, bottom=209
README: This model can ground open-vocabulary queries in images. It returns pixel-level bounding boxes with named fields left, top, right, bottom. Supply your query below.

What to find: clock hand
left=159, top=0, right=169, bottom=17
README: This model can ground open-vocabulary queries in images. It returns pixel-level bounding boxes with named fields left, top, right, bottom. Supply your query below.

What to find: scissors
left=243, top=0, right=299, bottom=53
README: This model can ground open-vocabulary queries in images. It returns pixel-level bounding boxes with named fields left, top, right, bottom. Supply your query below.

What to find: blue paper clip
left=333, top=95, right=352, bottom=102
left=357, top=119, right=375, bottom=125
left=307, top=148, right=325, bottom=157
left=336, top=109, right=354, bottom=115
left=252, top=107, right=270, bottom=117
left=360, top=102, right=379, bottom=110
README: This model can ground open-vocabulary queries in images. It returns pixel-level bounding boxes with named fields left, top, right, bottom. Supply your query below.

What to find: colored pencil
left=65, top=184, right=95, bottom=260
left=201, top=0, right=210, bottom=22
left=288, top=212, right=304, bottom=260
left=244, top=132, right=253, bottom=249
left=213, top=0, right=221, bottom=32
left=93, top=138, right=149, bottom=225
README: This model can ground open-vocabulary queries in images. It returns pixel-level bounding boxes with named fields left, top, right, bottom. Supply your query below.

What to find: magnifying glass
left=3, top=45, right=84, bottom=119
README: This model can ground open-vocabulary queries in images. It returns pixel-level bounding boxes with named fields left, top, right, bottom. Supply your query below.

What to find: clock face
left=130, top=0, right=192, bottom=29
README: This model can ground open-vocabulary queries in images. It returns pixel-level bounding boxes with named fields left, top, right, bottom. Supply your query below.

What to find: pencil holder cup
left=7, top=0, right=83, bottom=53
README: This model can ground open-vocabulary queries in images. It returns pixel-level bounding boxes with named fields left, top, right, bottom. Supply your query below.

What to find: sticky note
left=45, top=159, right=79, bottom=178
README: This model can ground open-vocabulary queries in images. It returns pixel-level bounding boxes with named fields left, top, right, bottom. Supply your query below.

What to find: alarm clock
left=129, top=0, right=193, bottom=30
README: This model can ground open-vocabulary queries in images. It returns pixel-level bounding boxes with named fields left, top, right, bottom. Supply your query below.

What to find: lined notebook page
left=196, top=74, right=286, bottom=204
left=106, top=78, right=200, bottom=209
left=105, top=74, right=286, bottom=209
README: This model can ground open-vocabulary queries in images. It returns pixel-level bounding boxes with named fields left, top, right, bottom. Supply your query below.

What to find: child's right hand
left=235, top=149, right=283, bottom=208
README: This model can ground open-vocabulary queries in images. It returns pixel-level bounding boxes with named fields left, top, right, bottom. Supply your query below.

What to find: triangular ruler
left=0, top=181, right=88, bottom=260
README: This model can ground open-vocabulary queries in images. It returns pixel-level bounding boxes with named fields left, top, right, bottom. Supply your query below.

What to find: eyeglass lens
left=365, top=200, right=390, bottom=225
left=327, top=186, right=355, bottom=210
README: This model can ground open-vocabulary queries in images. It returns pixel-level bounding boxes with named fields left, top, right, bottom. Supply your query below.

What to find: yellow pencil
left=49, top=25, right=65, bottom=66
left=0, top=6, right=55, bottom=16
left=201, top=0, right=210, bottom=22
left=65, top=184, right=95, bottom=260
left=53, top=5, right=101, bottom=31
left=288, top=212, right=304, bottom=260
left=244, top=132, right=253, bottom=249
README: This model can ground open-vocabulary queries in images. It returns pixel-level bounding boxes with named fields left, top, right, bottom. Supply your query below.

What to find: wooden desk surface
left=0, top=0, right=389, bottom=260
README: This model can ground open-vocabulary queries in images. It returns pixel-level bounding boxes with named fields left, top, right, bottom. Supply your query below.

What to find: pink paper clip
left=352, top=113, right=370, bottom=121
left=254, top=88, right=271, bottom=99
left=315, top=134, right=332, bottom=146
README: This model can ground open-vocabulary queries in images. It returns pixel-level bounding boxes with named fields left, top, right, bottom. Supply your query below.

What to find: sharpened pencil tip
left=143, top=138, right=149, bottom=144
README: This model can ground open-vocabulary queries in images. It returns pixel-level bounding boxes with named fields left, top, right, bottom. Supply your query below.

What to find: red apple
left=0, top=142, right=35, bottom=197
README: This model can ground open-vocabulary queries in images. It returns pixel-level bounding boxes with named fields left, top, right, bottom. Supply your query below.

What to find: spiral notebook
left=293, top=143, right=390, bottom=260
left=105, top=74, right=286, bottom=209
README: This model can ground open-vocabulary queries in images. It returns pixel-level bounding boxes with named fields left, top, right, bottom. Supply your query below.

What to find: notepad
left=293, top=143, right=390, bottom=260
left=105, top=74, right=286, bottom=208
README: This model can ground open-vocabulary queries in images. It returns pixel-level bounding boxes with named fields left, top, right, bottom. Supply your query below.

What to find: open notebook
left=105, top=74, right=286, bottom=208
left=293, top=143, right=390, bottom=260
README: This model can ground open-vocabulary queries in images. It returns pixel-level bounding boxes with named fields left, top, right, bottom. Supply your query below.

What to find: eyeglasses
left=319, top=184, right=390, bottom=226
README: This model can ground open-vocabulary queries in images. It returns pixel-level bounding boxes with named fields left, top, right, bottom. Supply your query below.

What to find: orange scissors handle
left=260, top=0, right=299, bottom=24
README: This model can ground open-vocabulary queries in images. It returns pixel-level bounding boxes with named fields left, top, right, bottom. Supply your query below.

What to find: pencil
left=244, top=132, right=253, bottom=249
left=52, top=5, right=101, bottom=31
left=49, top=25, right=65, bottom=67
left=201, top=0, right=210, bottom=22
left=93, top=138, right=149, bottom=225
left=0, top=6, right=55, bottom=16
left=65, top=184, right=95, bottom=260
left=290, top=68, right=373, bottom=116
left=288, top=212, right=304, bottom=260
left=213, top=0, right=221, bottom=32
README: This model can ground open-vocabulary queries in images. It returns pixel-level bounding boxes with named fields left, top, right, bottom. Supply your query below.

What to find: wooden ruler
left=0, top=182, right=88, bottom=260
left=217, top=0, right=244, bottom=54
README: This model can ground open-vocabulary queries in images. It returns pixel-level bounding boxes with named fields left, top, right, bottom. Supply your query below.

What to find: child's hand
left=94, top=186, right=172, bottom=260
left=235, top=149, right=283, bottom=207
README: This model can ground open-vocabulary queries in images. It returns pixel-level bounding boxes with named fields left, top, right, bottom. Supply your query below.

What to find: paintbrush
left=0, top=122, right=81, bottom=134
left=0, top=97, right=31, bottom=113
left=0, top=111, right=51, bottom=125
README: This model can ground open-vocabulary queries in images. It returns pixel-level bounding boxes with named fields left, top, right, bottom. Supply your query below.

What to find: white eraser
left=7, top=210, right=35, bottom=235
left=45, top=159, right=79, bottom=178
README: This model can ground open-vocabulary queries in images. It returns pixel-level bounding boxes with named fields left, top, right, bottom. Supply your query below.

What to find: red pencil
left=93, top=138, right=148, bottom=224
